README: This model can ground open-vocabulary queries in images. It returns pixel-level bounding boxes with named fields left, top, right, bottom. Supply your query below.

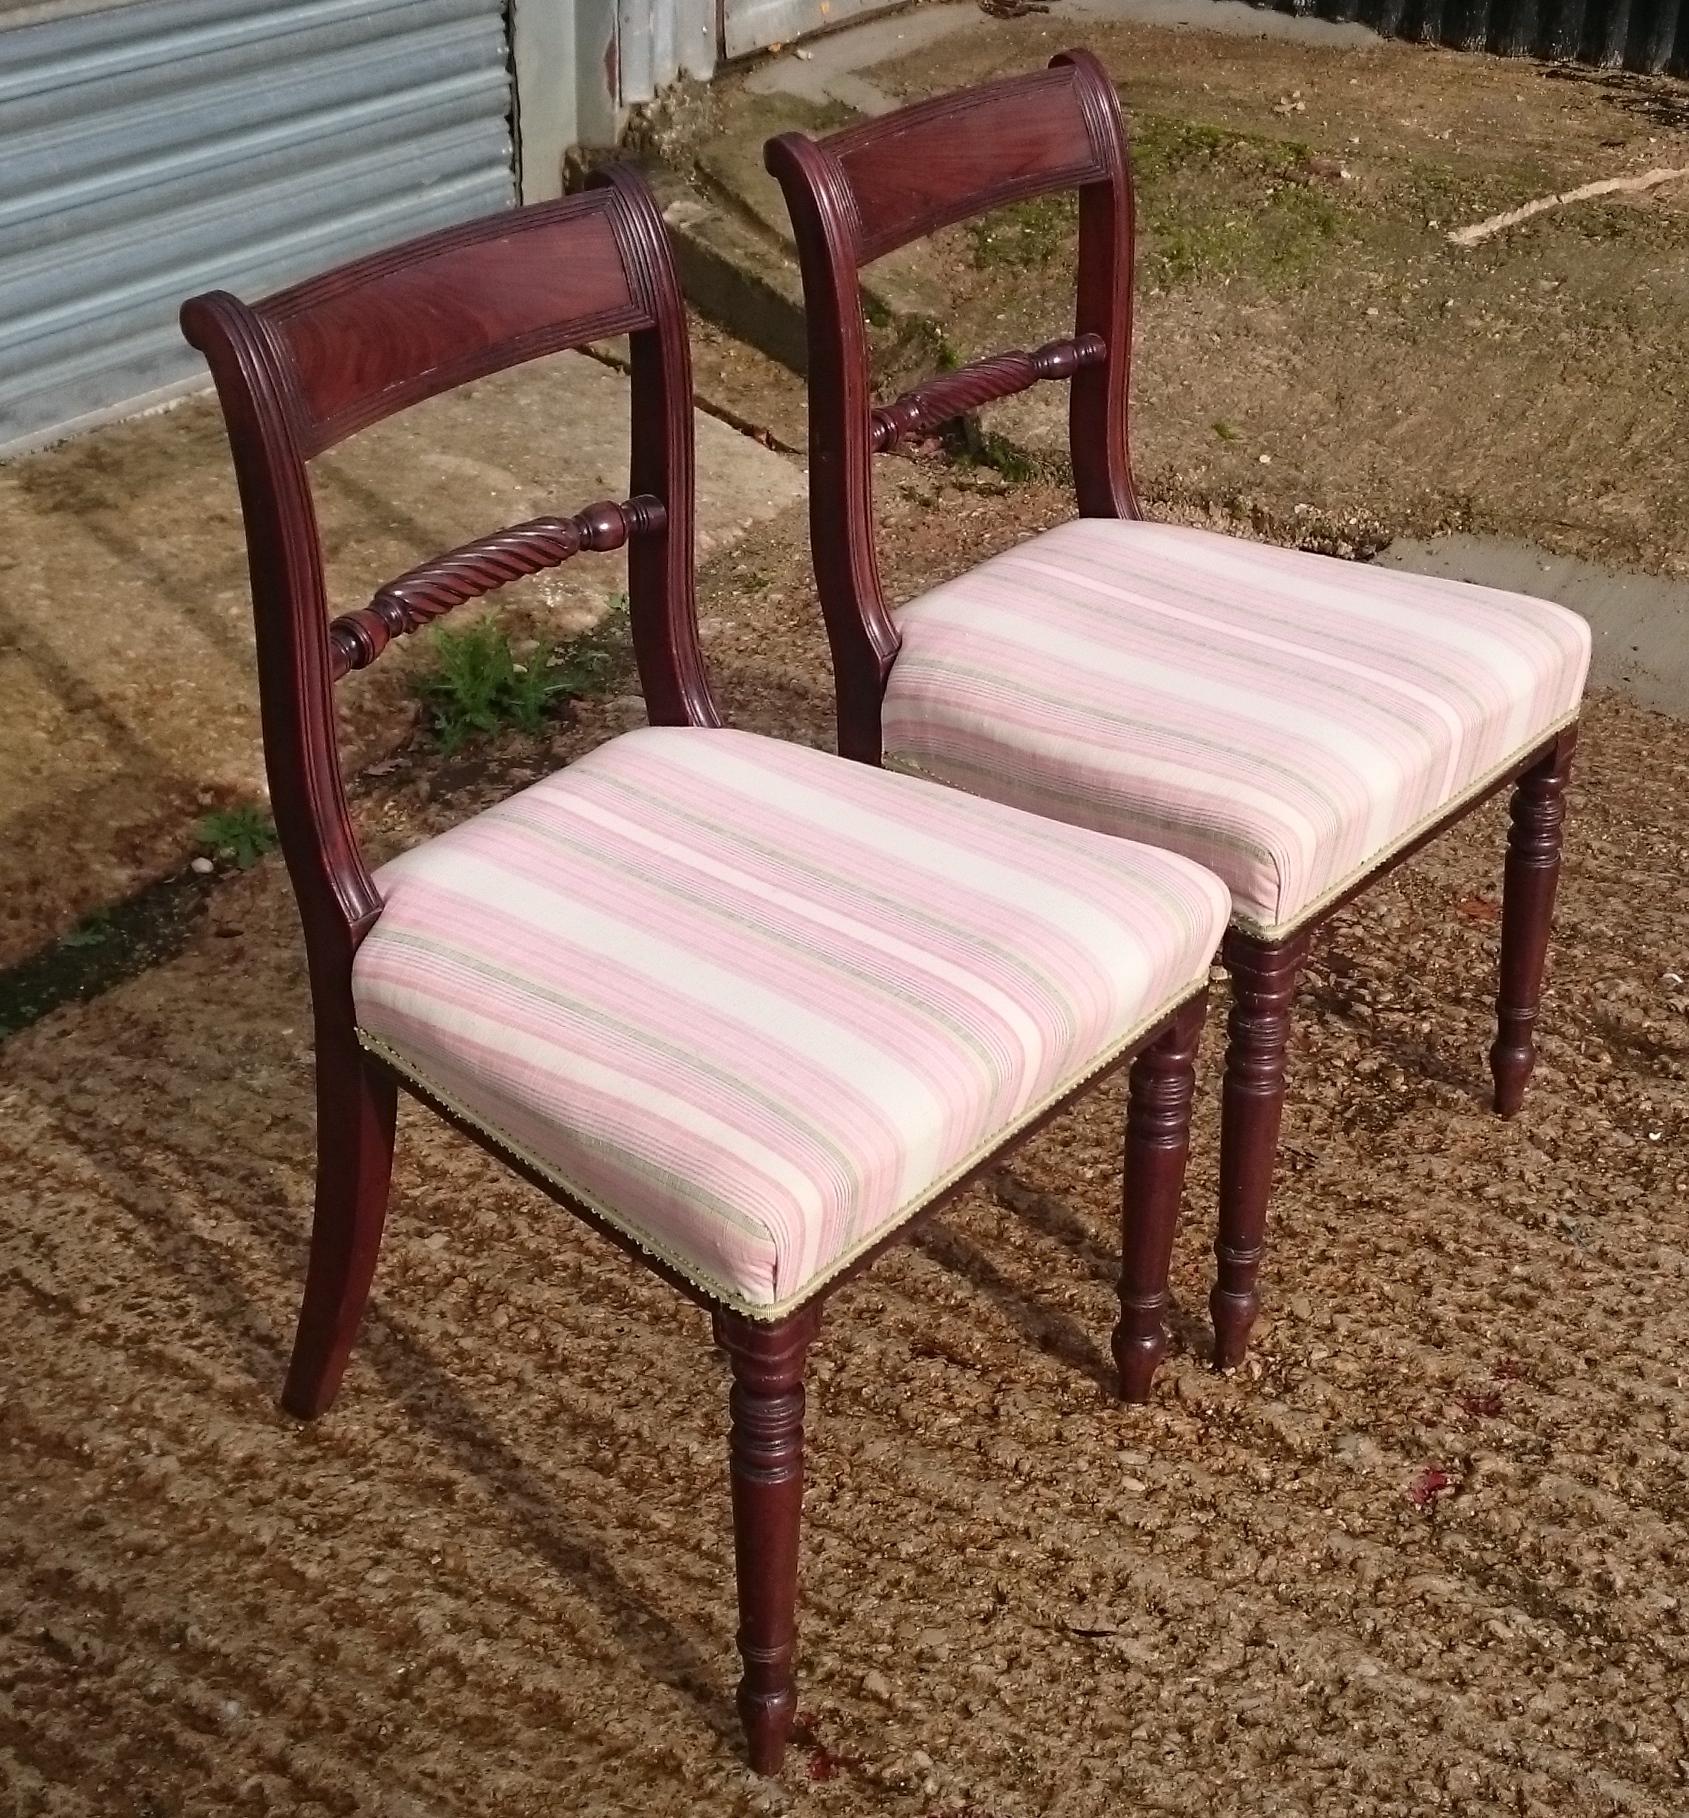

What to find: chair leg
left=281, top=1043, right=399, bottom=1420
left=1492, top=729, right=1576, bottom=1118
left=1211, top=928, right=1307, bottom=1371
left=714, top=1306, right=818, bottom=1776
left=1114, top=994, right=1205, bottom=1402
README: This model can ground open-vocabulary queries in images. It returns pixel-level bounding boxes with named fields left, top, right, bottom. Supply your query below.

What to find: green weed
left=551, top=596, right=630, bottom=696
left=197, top=805, right=278, bottom=870
left=1131, top=114, right=1306, bottom=184
left=414, top=601, right=630, bottom=753
left=1255, top=182, right=1346, bottom=279
left=945, top=422, right=1038, bottom=483
left=415, top=622, right=536, bottom=751
left=60, top=913, right=113, bottom=950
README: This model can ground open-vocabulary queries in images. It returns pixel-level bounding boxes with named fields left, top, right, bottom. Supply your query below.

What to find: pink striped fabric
left=352, top=727, right=1228, bottom=1314
left=882, top=520, right=1590, bottom=934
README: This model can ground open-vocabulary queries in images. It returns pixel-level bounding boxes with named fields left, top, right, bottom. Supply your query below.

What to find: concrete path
left=0, top=353, right=804, bottom=968
left=746, top=0, right=1382, bottom=113
left=1380, top=535, right=1689, bottom=720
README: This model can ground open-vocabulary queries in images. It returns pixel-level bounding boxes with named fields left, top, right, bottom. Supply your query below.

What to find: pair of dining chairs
left=183, top=52, right=1588, bottom=1775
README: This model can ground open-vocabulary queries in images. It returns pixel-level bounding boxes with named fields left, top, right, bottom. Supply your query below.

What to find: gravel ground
left=2, top=471, right=1686, bottom=1818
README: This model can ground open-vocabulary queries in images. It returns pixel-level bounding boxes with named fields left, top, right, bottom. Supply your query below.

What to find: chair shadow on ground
left=365, top=1313, right=744, bottom=1752
left=22, top=1063, right=301, bottom=1394
left=985, top=1166, right=1119, bottom=1285
left=37, top=1021, right=744, bottom=1754
left=977, top=1166, right=1218, bottom=1372
left=1302, top=942, right=1497, bottom=1109
left=911, top=1218, right=1119, bottom=1394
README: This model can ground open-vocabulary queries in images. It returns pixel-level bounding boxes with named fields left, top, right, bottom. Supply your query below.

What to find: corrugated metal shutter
left=1248, top=0, right=1688, bottom=74
left=0, top=0, right=516, bottom=455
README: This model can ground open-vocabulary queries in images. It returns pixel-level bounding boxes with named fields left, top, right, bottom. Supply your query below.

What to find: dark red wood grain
left=1492, top=725, right=1577, bottom=1116
left=330, top=496, right=666, bottom=677
left=715, top=1307, right=819, bottom=1775
left=1116, top=994, right=1206, bottom=1402
left=262, top=198, right=644, bottom=454
left=180, top=167, right=720, bottom=1438
left=1212, top=928, right=1308, bottom=1371
left=823, top=64, right=1107, bottom=263
left=765, top=48, right=1139, bottom=764
left=869, top=334, right=1104, bottom=453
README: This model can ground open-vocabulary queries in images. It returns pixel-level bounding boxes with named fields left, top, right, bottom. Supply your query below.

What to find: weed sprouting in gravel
left=414, top=599, right=631, bottom=753
left=196, top=804, right=278, bottom=870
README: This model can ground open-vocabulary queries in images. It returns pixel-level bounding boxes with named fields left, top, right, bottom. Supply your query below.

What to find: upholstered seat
left=353, top=726, right=1229, bottom=1314
left=882, top=520, right=1591, bottom=936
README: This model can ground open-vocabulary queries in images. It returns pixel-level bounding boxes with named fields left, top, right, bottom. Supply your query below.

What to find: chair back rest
left=764, top=51, right=1137, bottom=760
left=819, top=58, right=1120, bottom=263
left=181, top=167, right=715, bottom=983
left=254, top=194, right=652, bottom=456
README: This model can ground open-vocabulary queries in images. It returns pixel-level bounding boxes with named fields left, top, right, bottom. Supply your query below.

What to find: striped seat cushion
left=352, top=727, right=1228, bottom=1315
left=882, top=519, right=1590, bottom=935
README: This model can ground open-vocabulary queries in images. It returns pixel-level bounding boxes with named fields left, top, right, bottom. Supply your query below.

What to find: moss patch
left=413, top=603, right=632, bottom=754
left=967, top=194, right=1079, bottom=270
left=1130, top=111, right=1355, bottom=290
left=956, top=112, right=1355, bottom=296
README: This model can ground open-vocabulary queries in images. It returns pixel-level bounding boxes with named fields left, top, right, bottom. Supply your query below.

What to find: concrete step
left=650, top=166, right=812, bottom=376
left=646, top=89, right=952, bottom=387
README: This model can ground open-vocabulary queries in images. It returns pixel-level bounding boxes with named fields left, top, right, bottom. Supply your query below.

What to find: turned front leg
left=1212, top=929, right=1307, bottom=1370
left=1492, top=728, right=1576, bottom=1118
left=1115, top=994, right=1206, bottom=1402
left=713, top=1306, right=818, bottom=1775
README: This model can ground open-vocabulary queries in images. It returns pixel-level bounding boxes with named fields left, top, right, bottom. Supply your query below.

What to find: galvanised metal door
left=0, top=0, right=516, bottom=455
left=719, top=0, right=902, bottom=64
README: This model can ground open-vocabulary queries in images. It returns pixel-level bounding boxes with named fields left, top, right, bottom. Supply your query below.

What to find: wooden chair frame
left=182, top=165, right=1213, bottom=1774
left=766, top=50, right=1578, bottom=1371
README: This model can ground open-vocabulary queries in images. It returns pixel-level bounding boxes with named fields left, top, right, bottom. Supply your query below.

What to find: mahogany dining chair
left=766, top=50, right=1590, bottom=1372
left=180, top=165, right=1231, bottom=1772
